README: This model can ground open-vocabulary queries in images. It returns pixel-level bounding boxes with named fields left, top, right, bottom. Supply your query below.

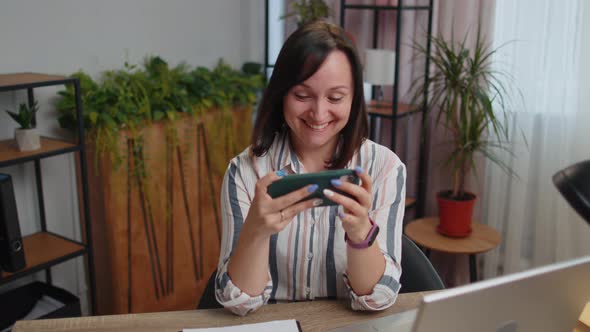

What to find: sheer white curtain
left=482, top=0, right=590, bottom=278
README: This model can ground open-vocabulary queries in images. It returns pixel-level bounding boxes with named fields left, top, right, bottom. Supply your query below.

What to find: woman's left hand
left=323, top=166, right=373, bottom=244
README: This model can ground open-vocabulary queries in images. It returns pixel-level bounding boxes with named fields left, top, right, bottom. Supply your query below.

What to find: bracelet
left=345, top=218, right=380, bottom=249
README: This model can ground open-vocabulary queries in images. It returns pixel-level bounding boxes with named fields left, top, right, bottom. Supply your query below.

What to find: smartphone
left=267, top=169, right=359, bottom=207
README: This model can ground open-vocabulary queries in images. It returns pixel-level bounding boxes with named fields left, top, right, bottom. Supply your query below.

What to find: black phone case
left=267, top=169, right=359, bottom=206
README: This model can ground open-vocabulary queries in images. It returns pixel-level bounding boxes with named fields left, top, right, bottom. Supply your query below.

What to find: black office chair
left=197, top=235, right=444, bottom=309
left=198, top=270, right=223, bottom=309
left=399, top=234, right=445, bottom=293
left=553, top=160, right=590, bottom=224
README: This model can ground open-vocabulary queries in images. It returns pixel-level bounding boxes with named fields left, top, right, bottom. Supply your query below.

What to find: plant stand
left=405, top=217, right=501, bottom=283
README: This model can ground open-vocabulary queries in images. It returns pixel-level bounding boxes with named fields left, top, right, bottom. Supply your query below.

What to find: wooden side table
left=405, top=217, right=501, bottom=282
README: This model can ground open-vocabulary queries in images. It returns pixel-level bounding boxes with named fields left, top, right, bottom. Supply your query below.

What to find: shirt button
left=307, top=252, right=313, bottom=260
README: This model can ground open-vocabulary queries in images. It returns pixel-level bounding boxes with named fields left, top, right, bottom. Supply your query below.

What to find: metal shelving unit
left=340, top=0, right=434, bottom=216
left=0, top=73, right=96, bottom=314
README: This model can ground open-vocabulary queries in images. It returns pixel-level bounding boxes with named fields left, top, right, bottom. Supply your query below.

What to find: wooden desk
left=405, top=217, right=501, bottom=282
left=13, top=292, right=430, bottom=332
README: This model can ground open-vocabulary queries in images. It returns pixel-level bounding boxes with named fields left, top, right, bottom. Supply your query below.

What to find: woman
left=215, top=21, right=406, bottom=316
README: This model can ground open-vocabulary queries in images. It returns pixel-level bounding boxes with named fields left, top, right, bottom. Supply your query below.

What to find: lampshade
left=552, top=160, right=590, bottom=225
left=364, top=49, right=396, bottom=86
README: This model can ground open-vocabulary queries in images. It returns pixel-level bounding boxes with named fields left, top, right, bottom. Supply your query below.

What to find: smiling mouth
left=305, top=121, right=330, bottom=130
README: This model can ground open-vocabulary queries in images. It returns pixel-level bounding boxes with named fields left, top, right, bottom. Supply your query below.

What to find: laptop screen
left=414, top=255, right=590, bottom=332
left=329, top=256, right=590, bottom=332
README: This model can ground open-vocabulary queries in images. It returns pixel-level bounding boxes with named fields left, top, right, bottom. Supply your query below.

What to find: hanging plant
left=55, top=56, right=264, bottom=177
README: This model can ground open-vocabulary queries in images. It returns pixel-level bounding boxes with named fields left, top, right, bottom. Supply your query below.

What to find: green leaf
left=165, top=111, right=176, bottom=121
left=89, top=112, right=99, bottom=125
left=409, top=24, right=523, bottom=195
left=153, top=111, right=165, bottom=121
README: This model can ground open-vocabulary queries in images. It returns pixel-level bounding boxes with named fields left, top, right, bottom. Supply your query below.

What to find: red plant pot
left=436, top=191, right=477, bottom=237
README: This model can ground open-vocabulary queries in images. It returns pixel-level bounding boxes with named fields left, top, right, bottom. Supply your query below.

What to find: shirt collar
left=274, top=132, right=303, bottom=174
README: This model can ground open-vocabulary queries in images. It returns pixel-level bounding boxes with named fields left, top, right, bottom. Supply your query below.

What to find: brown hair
left=251, top=21, right=368, bottom=169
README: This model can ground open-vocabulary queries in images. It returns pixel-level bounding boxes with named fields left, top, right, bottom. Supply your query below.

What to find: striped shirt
left=215, top=133, right=406, bottom=316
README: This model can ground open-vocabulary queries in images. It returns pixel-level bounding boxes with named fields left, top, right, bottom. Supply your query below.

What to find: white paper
left=183, top=319, right=299, bottom=332
left=22, top=295, right=65, bottom=320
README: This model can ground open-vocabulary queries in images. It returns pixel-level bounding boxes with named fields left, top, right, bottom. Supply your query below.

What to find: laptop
left=331, top=255, right=590, bottom=332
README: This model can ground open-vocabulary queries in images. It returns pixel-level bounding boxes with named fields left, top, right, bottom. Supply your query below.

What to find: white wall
left=0, top=0, right=264, bottom=314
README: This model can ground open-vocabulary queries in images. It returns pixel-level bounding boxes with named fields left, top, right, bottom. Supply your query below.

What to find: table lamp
left=364, top=49, right=396, bottom=106
left=552, top=160, right=590, bottom=225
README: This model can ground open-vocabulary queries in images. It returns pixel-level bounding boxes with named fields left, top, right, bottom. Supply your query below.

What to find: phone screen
left=267, top=169, right=359, bottom=206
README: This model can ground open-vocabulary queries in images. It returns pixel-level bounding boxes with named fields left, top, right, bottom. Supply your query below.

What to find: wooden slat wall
left=88, top=109, right=252, bottom=314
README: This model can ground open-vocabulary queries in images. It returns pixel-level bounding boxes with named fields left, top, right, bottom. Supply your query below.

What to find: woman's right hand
left=243, top=170, right=321, bottom=238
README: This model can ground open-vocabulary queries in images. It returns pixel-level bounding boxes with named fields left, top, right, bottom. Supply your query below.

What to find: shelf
left=0, top=73, right=73, bottom=92
left=0, top=72, right=95, bottom=313
left=0, top=137, right=79, bottom=168
left=0, top=232, right=86, bottom=285
left=367, top=101, right=421, bottom=119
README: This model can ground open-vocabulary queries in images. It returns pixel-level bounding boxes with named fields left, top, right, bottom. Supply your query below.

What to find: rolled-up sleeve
left=215, top=261, right=272, bottom=316
left=214, top=159, right=273, bottom=316
left=343, top=159, right=406, bottom=311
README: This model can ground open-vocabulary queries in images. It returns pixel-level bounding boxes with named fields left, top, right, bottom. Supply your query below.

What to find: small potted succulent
left=6, top=101, right=40, bottom=151
left=281, top=1, right=358, bottom=47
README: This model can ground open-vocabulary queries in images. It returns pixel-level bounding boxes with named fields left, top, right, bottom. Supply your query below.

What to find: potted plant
left=412, top=28, right=514, bottom=237
left=6, top=101, right=40, bottom=151
left=281, top=1, right=361, bottom=49
left=281, top=0, right=331, bottom=27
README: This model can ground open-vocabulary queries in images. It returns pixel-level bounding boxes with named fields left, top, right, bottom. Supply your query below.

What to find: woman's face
left=283, top=50, right=354, bottom=154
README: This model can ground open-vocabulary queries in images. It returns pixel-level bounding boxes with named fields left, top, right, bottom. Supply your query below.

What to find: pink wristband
left=345, top=218, right=380, bottom=249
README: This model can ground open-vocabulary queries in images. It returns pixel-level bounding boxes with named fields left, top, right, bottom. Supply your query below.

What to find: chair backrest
left=197, top=235, right=444, bottom=309
left=197, top=270, right=223, bottom=309
left=553, top=159, right=590, bottom=224
left=399, top=234, right=445, bottom=293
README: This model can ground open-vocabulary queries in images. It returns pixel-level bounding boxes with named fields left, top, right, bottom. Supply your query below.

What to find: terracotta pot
left=436, top=191, right=477, bottom=237
left=345, top=30, right=356, bottom=46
